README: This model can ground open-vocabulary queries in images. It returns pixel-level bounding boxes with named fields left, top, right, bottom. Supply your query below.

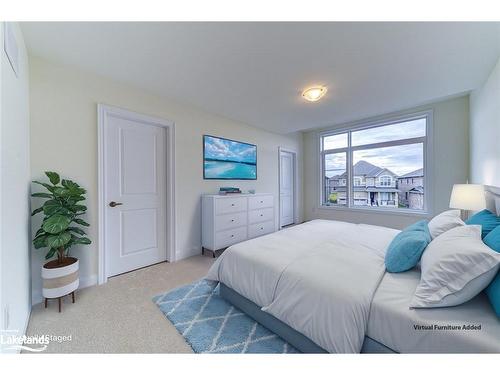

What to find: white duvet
left=206, top=219, right=399, bottom=353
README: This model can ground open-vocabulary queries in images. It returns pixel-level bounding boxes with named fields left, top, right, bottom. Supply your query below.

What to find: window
left=320, top=113, right=429, bottom=211
left=323, top=152, right=347, bottom=205
left=379, top=176, right=392, bottom=186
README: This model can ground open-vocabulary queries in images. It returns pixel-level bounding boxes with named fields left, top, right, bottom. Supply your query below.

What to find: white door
left=104, top=112, right=167, bottom=277
left=280, top=150, right=295, bottom=227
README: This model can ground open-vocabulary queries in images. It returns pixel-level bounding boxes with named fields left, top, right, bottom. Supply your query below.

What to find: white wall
left=303, top=95, right=469, bottom=229
left=29, top=56, right=303, bottom=304
left=0, top=23, right=31, bottom=351
left=470, top=57, right=500, bottom=187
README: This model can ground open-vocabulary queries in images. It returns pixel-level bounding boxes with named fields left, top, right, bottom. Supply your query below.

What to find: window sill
left=316, top=205, right=431, bottom=217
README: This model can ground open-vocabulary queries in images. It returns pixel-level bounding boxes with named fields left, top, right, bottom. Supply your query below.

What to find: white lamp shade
left=449, top=184, right=486, bottom=211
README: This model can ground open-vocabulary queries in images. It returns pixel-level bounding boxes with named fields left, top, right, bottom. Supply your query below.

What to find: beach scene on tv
left=204, top=135, right=257, bottom=179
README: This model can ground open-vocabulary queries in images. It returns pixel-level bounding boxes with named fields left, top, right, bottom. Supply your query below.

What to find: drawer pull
left=231, top=219, right=235, bottom=222
left=260, top=214, right=263, bottom=217
left=260, top=227, right=264, bottom=230
left=230, top=234, right=234, bottom=238
left=231, top=203, right=235, bottom=206
left=260, top=200, right=264, bottom=203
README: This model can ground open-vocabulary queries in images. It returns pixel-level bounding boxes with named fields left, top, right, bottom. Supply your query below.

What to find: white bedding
left=368, top=268, right=500, bottom=353
left=206, top=219, right=399, bottom=353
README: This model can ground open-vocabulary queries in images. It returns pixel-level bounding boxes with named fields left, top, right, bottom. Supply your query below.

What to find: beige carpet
left=25, top=255, right=215, bottom=353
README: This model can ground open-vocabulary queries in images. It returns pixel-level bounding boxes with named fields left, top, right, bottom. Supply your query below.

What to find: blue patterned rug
left=153, top=280, right=299, bottom=353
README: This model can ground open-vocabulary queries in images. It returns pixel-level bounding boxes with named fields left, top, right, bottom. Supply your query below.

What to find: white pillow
left=427, top=209, right=464, bottom=239
left=410, top=225, right=500, bottom=308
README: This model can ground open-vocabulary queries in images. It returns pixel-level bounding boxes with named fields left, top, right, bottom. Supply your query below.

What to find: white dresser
left=201, top=193, right=275, bottom=257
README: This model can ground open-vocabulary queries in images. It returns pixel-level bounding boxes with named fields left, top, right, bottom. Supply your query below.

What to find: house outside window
left=320, top=111, right=430, bottom=212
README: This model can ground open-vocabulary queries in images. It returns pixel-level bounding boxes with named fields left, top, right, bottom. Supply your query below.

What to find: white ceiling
left=21, top=22, right=500, bottom=134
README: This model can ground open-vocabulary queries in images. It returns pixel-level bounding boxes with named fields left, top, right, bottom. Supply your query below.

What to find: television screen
left=203, top=135, right=257, bottom=180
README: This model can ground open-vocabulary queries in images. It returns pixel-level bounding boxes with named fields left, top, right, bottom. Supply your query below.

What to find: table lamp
left=449, top=184, right=486, bottom=220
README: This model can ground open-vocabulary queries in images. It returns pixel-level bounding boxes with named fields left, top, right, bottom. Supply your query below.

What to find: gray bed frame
left=220, top=283, right=396, bottom=354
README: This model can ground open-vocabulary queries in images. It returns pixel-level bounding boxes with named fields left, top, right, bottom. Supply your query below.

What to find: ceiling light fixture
left=302, top=86, right=327, bottom=102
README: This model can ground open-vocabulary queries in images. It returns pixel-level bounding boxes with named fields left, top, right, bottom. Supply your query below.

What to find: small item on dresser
left=219, top=187, right=242, bottom=195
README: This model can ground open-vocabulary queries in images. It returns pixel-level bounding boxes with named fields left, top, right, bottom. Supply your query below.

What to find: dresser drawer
left=248, top=195, right=273, bottom=210
left=248, top=207, right=274, bottom=224
left=215, top=212, right=247, bottom=231
left=215, top=197, right=247, bottom=215
left=248, top=220, right=274, bottom=239
left=215, top=226, right=247, bottom=249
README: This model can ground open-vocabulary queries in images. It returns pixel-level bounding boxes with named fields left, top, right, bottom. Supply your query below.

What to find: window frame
left=318, top=110, right=432, bottom=216
left=378, top=175, right=392, bottom=187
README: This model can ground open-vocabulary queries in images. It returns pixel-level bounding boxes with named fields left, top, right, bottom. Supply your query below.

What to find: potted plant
left=31, top=171, right=91, bottom=312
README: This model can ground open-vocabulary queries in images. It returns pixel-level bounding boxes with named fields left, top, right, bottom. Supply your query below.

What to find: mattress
left=208, top=219, right=399, bottom=353
left=367, top=267, right=500, bottom=353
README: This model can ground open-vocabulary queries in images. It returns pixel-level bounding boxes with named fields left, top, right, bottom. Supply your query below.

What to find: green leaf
left=64, top=237, right=75, bottom=250
left=45, top=247, right=57, bottom=260
left=73, top=218, right=90, bottom=227
left=46, top=232, right=72, bottom=248
left=66, top=196, right=85, bottom=205
left=43, top=200, right=65, bottom=216
left=70, top=204, right=87, bottom=213
left=52, top=187, right=72, bottom=198
left=71, top=236, right=91, bottom=245
left=34, top=232, right=46, bottom=240
left=68, top=226, right=86, bottom=236
left=31, top=192, right=53, bottom=199
left=45, top=171, right=60, bottom=185
left=35, top=228, right=45, bottom=237
left=62, top=180, right=86, bottom=195
left=32, top=181, right=56, bottom=193
left=33, top=235, right=48, bottom=249
left=31, top=207, right=44, bottom=216
left=42, top=214, right=71, bottom=234
left=61, top=179, right=79, bottom=190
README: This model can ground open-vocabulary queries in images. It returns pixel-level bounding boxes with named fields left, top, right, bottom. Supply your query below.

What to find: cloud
left=352, top=119, right=425, bottom=146
left=353, top=143, right=423, bottom=175
left=325, top=153, right=346, bottom=177
left=205, top=136, right=256, bottom=163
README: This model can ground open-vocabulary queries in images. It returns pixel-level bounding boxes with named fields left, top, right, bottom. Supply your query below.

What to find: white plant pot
left=42, top=257, right=79, bottom=299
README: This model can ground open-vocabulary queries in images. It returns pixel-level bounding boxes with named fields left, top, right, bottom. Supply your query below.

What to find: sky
left=204, top=135, right=257, bottom=164
left=324, top=119, right=425, bottom=177
left=323, top=118, right=425, bottom=150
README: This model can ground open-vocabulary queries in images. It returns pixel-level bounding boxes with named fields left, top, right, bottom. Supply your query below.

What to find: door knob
left=109, top=201, right=123, bottom=207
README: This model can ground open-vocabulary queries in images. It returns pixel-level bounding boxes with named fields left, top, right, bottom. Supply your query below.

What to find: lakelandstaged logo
left=1, top=330, right=72, bottom=352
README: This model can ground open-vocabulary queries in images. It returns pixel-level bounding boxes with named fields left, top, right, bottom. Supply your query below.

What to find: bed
left=206, top=214, right=500, bottom=353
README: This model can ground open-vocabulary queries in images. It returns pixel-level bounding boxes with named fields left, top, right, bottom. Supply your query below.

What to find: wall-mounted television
left=203, top=135, right=257, bottom=180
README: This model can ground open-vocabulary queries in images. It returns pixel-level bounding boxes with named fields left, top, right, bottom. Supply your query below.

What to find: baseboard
left=175, top=247, right=202, bottom=261
left=16, top=309, right=31, bottom=354
left=31, top=274, right=97, bottom=306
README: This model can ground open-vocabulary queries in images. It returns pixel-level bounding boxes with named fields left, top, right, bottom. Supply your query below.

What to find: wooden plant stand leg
left=44, top=291, right=76, bottom=313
